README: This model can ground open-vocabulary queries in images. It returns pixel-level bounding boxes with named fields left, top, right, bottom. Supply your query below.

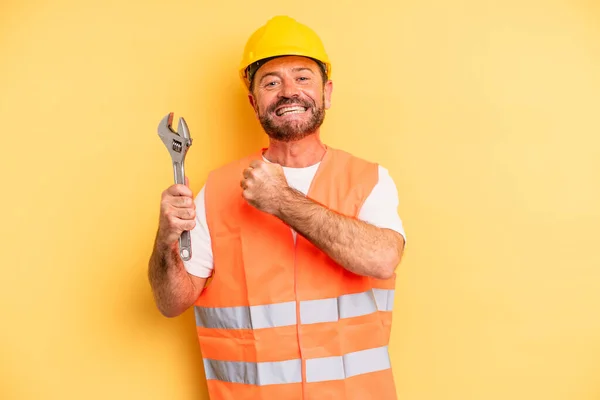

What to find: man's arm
left=240, top=160, right=405, bottom=280
left=148, top=239, right=206, bottom=318
left=276, top=187, right=404, bottom=280
left=148, top=183, right=206, bottom=318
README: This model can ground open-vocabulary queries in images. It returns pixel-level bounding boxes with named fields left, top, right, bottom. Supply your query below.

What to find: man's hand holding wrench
left=156, top=112, right=195, bottom=261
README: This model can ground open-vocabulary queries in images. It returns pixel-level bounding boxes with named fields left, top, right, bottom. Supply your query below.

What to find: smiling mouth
left=275, top=106, right=308, bottom=116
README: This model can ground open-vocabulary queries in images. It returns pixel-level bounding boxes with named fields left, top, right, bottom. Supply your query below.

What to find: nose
left=279, top=76, right=300, bottom=98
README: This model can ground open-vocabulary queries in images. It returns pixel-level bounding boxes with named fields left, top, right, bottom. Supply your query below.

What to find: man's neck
left=263, top=133, right=327, bottom=168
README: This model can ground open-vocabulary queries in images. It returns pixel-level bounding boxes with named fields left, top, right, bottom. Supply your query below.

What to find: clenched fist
left=240, top=160, right=289, bottom=215
left=157, top=180, right=196, bottom=249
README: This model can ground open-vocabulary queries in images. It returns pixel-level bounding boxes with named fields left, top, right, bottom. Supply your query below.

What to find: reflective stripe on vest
left=194, top=289, right=394, bottom=330
left=203, top=345, right=391, bottom=385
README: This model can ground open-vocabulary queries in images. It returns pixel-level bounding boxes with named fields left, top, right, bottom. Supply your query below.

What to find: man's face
left=248, top=56, right=333, bottom=142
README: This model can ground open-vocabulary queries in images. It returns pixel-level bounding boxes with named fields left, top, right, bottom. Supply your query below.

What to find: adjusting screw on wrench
left=157, top=112, right=193, bottom=261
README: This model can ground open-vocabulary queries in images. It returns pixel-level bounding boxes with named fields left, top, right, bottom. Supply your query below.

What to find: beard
left=257, top=95, right=326, bottom=142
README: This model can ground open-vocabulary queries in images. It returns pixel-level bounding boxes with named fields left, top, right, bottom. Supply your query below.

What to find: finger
left=243, top=167, right=254, bottom=179
left=169, top=207, right=196, bottom=220
left=249, top=160, right=264, bottom=169
left=165, top=183, right=193, bottom=198
left=182, top=219, right=196, bottom=231
left=240, top=178, right=248, bottom=190
left=167, top=195, right=194, bottom=208
left=164, top=217, right=196, bottom=237
left=267, top=162, right=284, bottom=173
left=158, top=212, right=196, bottom=244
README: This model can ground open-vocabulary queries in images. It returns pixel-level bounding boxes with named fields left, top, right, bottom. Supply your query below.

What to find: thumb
left=185, top=176, right=190, bottom=187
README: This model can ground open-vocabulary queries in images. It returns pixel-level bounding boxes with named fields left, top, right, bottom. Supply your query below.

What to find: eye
left=263, top=80, right=279, bottom=88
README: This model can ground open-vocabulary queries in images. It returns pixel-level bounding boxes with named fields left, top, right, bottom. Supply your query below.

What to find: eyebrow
left=259, top=67, right=316, bottom=83
left=291, top=67, right=316, bottom=74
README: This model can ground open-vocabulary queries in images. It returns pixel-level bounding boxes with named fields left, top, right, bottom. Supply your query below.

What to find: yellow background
left=1, top=0, right=599, bottom=399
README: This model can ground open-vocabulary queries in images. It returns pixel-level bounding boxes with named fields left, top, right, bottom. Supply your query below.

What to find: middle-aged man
left=149, top=15, right=407, bottom=400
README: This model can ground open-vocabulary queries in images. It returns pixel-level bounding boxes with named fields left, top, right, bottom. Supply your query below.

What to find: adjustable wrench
left=157, top=112, right=193, bottom=261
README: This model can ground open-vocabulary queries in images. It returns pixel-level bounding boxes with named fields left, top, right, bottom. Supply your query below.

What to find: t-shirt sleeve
left=357, top=165, right=407, bottom=243
left=182, top=185, right=215, bottom=278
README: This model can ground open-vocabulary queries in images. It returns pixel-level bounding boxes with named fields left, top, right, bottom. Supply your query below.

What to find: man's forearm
left=148, top=236, right=200, bottom=318
left=275, top=188, right=404, bottom=279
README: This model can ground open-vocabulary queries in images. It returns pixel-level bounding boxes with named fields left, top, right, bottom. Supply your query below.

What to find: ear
left=248, top=92, right=259, bottom=116
left=323, top=80, right=333, bottom=110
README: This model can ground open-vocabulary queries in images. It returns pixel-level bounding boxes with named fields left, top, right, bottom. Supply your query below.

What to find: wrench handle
left=173, top=161, right=186, bottom=185
left=179, top=231, right=192, bottom=261
left=173, top=161, right=192, bottom=261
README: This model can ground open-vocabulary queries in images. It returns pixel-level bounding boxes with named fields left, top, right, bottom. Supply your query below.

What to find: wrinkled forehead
left=248, top=55, right=326, bottom=84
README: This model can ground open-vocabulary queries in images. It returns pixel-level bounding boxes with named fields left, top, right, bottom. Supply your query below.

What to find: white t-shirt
left=183, top=161, right=406, bottom=278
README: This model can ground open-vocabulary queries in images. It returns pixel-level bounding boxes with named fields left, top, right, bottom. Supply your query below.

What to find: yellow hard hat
left=239, top=16, right=332, bottom=89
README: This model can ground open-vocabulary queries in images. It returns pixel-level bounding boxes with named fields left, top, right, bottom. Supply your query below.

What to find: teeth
left=277, top=106, right=307, bottom=116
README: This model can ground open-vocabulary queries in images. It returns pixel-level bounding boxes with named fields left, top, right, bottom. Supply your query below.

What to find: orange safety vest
left=194, top=146, right=397, bottom=400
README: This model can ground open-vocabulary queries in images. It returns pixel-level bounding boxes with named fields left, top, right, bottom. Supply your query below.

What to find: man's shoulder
left=329, top=146, right=378, bottom=165
left=332, top=148, right=396, bottom=180
left=328, top=147, right=380, bottom=177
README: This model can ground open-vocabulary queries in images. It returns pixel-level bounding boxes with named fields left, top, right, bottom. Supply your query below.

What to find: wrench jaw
left=178, top=117, right=191, bottom=140
left=157, top=113, right=193, bottom=163
left=157, top=112, right=175, bottom=145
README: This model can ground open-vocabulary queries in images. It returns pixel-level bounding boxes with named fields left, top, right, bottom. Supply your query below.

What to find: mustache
left=267, top=97, right=315, bottom=114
